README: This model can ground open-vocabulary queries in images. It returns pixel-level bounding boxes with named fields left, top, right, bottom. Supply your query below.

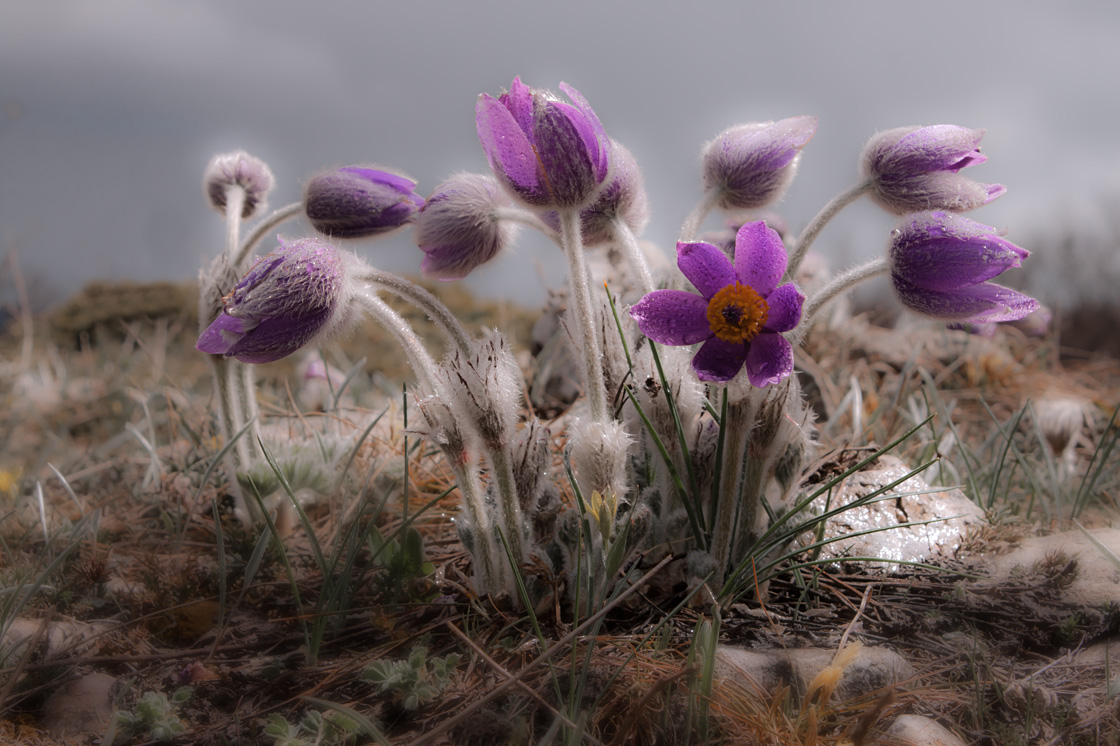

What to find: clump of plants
left=194, top=78, right=1037, bottom=618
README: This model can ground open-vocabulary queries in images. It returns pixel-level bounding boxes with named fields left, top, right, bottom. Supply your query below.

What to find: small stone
left=885, top=714, right=967, bottom=746
left=41, top=672, right=118, bottom=737
left=714, top=644, right=915, bottom=702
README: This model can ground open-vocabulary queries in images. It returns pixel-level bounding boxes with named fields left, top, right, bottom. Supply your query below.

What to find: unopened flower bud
left=702, top=116, right=817, bottom=210
left=304, top=166, right=424, bottom=239
left=861, top=125, right=1005, bottom=213
left=416, top=173, right=519, bottom=280
left=569, top=418, right=631, bottom=501
left=541, top=139, right=650, bottom=246
left=888, top=212, right=1038, bottom=323
left=203, top=150, right=274, bottom=218
left=476, top=77, right=611, bottom=209
left=196, top=237, right=363, bottom=363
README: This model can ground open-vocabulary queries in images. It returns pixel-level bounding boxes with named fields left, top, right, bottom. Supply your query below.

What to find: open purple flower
left=630, top=221, right=804, bottom=385
left=197, top=237, right=356, bottom=363
left=702, top=116, right=817, bottom=210
left=304, top=166, right=424, bottom=239
left=861, top=125, right=1005, bottom=213
left=889, top=212, right=1038, bottom=323
left=476, top=77, right=611, bottom=209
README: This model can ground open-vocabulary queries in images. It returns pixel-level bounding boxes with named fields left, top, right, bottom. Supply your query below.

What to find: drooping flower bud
left=203, top=151, right=274, bottom=218
left=416, top=173, right=520, bottom=280
left=540, top=139, right=650, bottom=246
left=861, top=125, right=1005, bottom=213
left=701, top=116, right=817, bottom=210
left=196, top=237, right=364, bottom=363
left=304, top=166, right=424, bottom=239
left=476, top=77, right=611, bottom=209
left=888, top=212, right=1038, bottom=323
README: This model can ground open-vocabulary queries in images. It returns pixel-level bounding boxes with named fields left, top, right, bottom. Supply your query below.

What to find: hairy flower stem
left=356, top=269, right=473, bottom=356
left=224, top=188, right=245, bottom=265
left=679, top=191, right=721, bottom=242
left=610, top=216, right=655, bottom=295
left=355, top=290, right=516, bottom=590
left=709, top=392, right=759, bottom=588
left=485, top=445, right=527, bottom=568
left=355, top=291, right=444, bottom=388
left=787, top=179, right=873, bottom=278
left=200, top=184, right=264, bottom=524
left=558, top=209, right=609, bottom=425
left=236, top=202, right=304, bottom=267
left=791, top=257, right=889, bottom=342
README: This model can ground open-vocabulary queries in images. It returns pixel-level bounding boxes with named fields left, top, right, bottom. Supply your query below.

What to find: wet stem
left=558, top=209, right=609, bottom=426
left=787, top=179, right=874, bottom=278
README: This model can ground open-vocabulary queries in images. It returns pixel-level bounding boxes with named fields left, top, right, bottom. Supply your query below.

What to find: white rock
left=886, top=714, right=967, bottom=746
left=809, top=455, right=987, bottom=570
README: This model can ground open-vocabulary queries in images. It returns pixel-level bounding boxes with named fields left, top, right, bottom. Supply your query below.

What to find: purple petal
left=535, top=101, right=602, bottom=207
left=420, top=240, right=501, bottom=281
left=338, top=167, right=419, bottom=196
left=762, top=282, right=804, bottom=333
left=559, top=82, right=610, bottom=182
left=629, top=290, right=711, bottom=345
left=224, top=306, right=336, bottom=364
left=890, top=125, right=986, bottom=173
left=505, top=77, right=535, bottom=144
left=746, top=116, right=818, bottom=170
left=734, top=221, right=787, bottom=297
left=745, top=332, right=794, bottom=388
left=985, top=183, right=1006, bottom=203
left=893, top=275, right=1039, bottom=323
left=691, top=336, right=747, bottom=382
left=890, top=212, right=1028, bottom=291
left=677, top=241, right=736, bottom=298
left=196, top=313, right=248, bottom=355
left=476, top=94, right=544, bottom=203
left=873, top=172, right=1005, bottom=214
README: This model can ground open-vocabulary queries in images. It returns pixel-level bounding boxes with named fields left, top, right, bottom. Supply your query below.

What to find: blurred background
left=1, top=0, right=1118, bottom=314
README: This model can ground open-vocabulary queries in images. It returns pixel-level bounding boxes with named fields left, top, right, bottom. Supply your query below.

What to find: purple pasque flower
left=304, top=166, right=425, bottom=239
left=861, top=125, right=1006, bottom=213
left=702, top=116, right=817, bottom=210
left=476, top=76, right=611, bottom=209
left=197, top=237, right=357, bottom=363
left=889, top=211, right=1038, bottom=323
left=630, top=221, right=804, bottom=386
left=203, top=150, right=274, bottom=218
left=540, top=139, right=650, bottom=246
left=416, top=173, right=519, bottom=280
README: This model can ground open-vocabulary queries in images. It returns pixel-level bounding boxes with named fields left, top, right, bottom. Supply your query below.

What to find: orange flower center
left=706, top=282, right=769, bottom=344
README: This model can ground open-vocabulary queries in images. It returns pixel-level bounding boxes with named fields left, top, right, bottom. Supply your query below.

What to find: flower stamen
left=706, top=282, right=769, bottom=343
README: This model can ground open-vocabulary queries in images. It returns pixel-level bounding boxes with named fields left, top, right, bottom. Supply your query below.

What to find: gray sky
left=2, top=0, right=1118, bottom=309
